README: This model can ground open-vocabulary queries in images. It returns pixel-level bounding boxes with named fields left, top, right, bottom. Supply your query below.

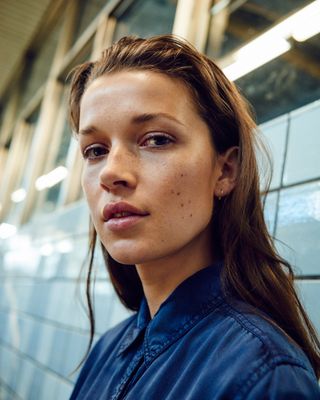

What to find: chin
left=105, top=244, right=150, bottom=266
left=103, top=237, right=172, bottom=266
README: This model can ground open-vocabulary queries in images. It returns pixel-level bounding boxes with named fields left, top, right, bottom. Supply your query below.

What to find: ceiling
left=0, top=0, right=319, bottom=124
left=0, top=0, right=52, bottom=98
left=207, top=0, right=320, bottom=123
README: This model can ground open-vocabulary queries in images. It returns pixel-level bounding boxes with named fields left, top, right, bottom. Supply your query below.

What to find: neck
left=136, top=230, right=216, bottom=318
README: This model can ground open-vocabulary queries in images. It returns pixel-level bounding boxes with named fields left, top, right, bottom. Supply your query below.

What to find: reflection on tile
left=295, top=280, right=320, bottom=335
left=284, top=101, right=320, bottom=185
left=39, top=371, right=60, bottom=400
left=19, top=316, right=33, bottom=355
left=15, top=357, right=32, bottom=399
left=108, top=294, right=133, bottom=329
left=259, top=115, right=288, bottom=190
left=26, top=319, right=42, bottom=359
left=27, top=365, right=46, bottom=400
left=47, top=327, right=69, bottom=375
left=36, top=323, right=56, bottom=366
left=276, top=181, right=320, bottom=275
left=94, top=281, right=114, bottom=334
left=27, top=282, right=52, bottom=319
left=59, top=330, right=89, bottom=377
left=263, top=191, right=278, bottom=235
left=56, top=380, right=74, bottom=400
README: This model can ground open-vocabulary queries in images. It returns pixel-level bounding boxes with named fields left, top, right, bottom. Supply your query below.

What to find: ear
left=214, top=146, right=239, bottom=199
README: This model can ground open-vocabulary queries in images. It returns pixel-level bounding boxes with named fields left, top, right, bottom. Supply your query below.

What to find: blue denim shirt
left=70, top=263, right=320, bottom=399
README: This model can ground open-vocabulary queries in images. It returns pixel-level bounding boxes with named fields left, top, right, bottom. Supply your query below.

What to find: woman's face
left=79, top=70, right=222, bottom=266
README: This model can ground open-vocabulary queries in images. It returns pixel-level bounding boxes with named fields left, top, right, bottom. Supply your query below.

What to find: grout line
left=272, top=114, right=291, bottom=237
left=0, top=306, right=92, bottom=335
left=0, top=275, right=110, bottom=283
left=0, top=338, right=75, bottom=385
left=0, top=376, right=23, bottom=400
left=268, top=175, right=320, bottom=194
left=295, top=275, right=320, bottom=281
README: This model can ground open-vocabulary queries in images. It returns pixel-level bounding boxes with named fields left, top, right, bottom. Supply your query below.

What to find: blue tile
left=284, top=101, right=320, bottom=185
left=295, top=280, right=320, bottom=335
left=275, top=181, right=320, bottom=275
left=59, top=330, right=89, bottom=378
left=26, top=366, right=46, bottom=400
left=260, top=115, right=288, bottom=190
left=108, top=295, right=132, bottom=328
left=263, top=191, right=278, bottom=235
left=38, top=371, right=61, bottom=400
left=46, top=326, right=69, bottom=375
left=56, top=380, right=74, bottom=400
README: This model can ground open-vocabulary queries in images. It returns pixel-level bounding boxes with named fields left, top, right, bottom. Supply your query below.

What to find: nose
left=99, top=144, right=137, bottom=191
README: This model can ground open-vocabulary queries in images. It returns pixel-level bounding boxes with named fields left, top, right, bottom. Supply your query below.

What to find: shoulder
left=212, top=298, right=319, bottom=398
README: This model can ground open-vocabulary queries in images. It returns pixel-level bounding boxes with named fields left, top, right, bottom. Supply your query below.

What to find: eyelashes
left=82, top=133, right=175, bottom=161
left=83, top=145, right=107, bottom=160
left=140, top=133, right=174, bottom=147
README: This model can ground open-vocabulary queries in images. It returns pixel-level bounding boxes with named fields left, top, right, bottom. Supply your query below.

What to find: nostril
left=100, top=179, right=129, bottom=190
left=114, top=180, right=128, bottom=187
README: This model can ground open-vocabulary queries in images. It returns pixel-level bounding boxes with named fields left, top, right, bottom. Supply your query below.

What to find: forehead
left=79, top=70, right=199, bottom=124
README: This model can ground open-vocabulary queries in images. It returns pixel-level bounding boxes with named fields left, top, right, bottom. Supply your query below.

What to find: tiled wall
left=260, top=99, right=320, bottom=349
left=0, top=202, right=132, bottom=399
left=0, top=100, right=319, bottom=399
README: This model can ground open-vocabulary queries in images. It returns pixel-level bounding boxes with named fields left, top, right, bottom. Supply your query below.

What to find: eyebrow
left=79, top=126, right=98, bottom=136
left=130, top=112, right=185, bottom=126
left=79, top=112, right=185, bottom=136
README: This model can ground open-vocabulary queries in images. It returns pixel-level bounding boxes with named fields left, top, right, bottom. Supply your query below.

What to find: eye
left=141, top=133, right=174, bottom=148
left=83, top=145, right=107, bottom=160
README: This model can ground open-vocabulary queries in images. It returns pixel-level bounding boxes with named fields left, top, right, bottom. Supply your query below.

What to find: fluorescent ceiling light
left=292, top=14, right=320, bottom=42
left=35, top=166, right=68, bottom=191
left=223, top=36, right=291, bottom=81
left=0, top=223, right=17, bottom=239
left=274, top=1, right=320, bottom=42
left=221, top=0, right=320, bottom=81
left=11, top=188, right=27, bottom=203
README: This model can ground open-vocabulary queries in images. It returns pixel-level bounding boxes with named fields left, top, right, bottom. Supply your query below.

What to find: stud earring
left=218, top=189, right=223, bottom=200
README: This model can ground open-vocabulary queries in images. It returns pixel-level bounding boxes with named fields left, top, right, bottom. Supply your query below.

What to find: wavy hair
left=68, top=35, right=320, bottom=377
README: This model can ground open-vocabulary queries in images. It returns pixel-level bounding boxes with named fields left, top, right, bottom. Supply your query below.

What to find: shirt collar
left=117, top=261, right=224, bottom=359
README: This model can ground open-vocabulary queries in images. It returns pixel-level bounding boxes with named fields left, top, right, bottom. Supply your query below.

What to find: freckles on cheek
left=168, top=173, right=195, bottom=221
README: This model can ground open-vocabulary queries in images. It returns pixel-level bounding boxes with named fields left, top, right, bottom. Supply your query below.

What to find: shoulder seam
left=223, top=301, right=309, bottom=367
left=220, top=301, right=312, bottom=398
left=237, top=360, right=315, bottom=399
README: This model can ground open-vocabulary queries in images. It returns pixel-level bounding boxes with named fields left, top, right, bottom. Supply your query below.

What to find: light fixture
left=35, top=166, right=68, bottom=191
left=223, top=36, right=291, bottom=81
left=0, top=223, right=17, bottom=239
left=11, top=188, right=27, bottom=203
left=221, top=0, right=320, bottom=80
left=292, top=14, right=320, bottom=42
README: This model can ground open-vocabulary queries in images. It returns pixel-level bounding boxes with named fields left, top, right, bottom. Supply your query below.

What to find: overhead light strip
left=221, top=0, right=320, bottom=81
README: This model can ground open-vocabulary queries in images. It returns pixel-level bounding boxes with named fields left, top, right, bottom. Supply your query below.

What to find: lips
left=102, top=201, right=149, bottom=222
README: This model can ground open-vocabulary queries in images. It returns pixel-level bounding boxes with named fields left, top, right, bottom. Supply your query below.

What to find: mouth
left=102, top=201, right=149, bottom=231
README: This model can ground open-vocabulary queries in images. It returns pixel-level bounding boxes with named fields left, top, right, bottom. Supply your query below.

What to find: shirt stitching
left=224, top=301, right=309, bottom=368
left=144, top=296, right=225, bottom=365
left=222, top=301, right=311, bottom=397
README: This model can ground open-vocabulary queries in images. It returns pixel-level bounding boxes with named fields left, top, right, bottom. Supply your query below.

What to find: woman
left=68, top=35, right=320, bottom=399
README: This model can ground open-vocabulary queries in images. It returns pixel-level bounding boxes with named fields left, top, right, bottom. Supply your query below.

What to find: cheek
left=81, top=168, right=100, bottom=212
left=158, top=158, right=215, bottom=221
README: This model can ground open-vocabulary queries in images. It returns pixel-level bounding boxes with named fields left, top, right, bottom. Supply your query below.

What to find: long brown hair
left=68, top=35, right=320, bottom=377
